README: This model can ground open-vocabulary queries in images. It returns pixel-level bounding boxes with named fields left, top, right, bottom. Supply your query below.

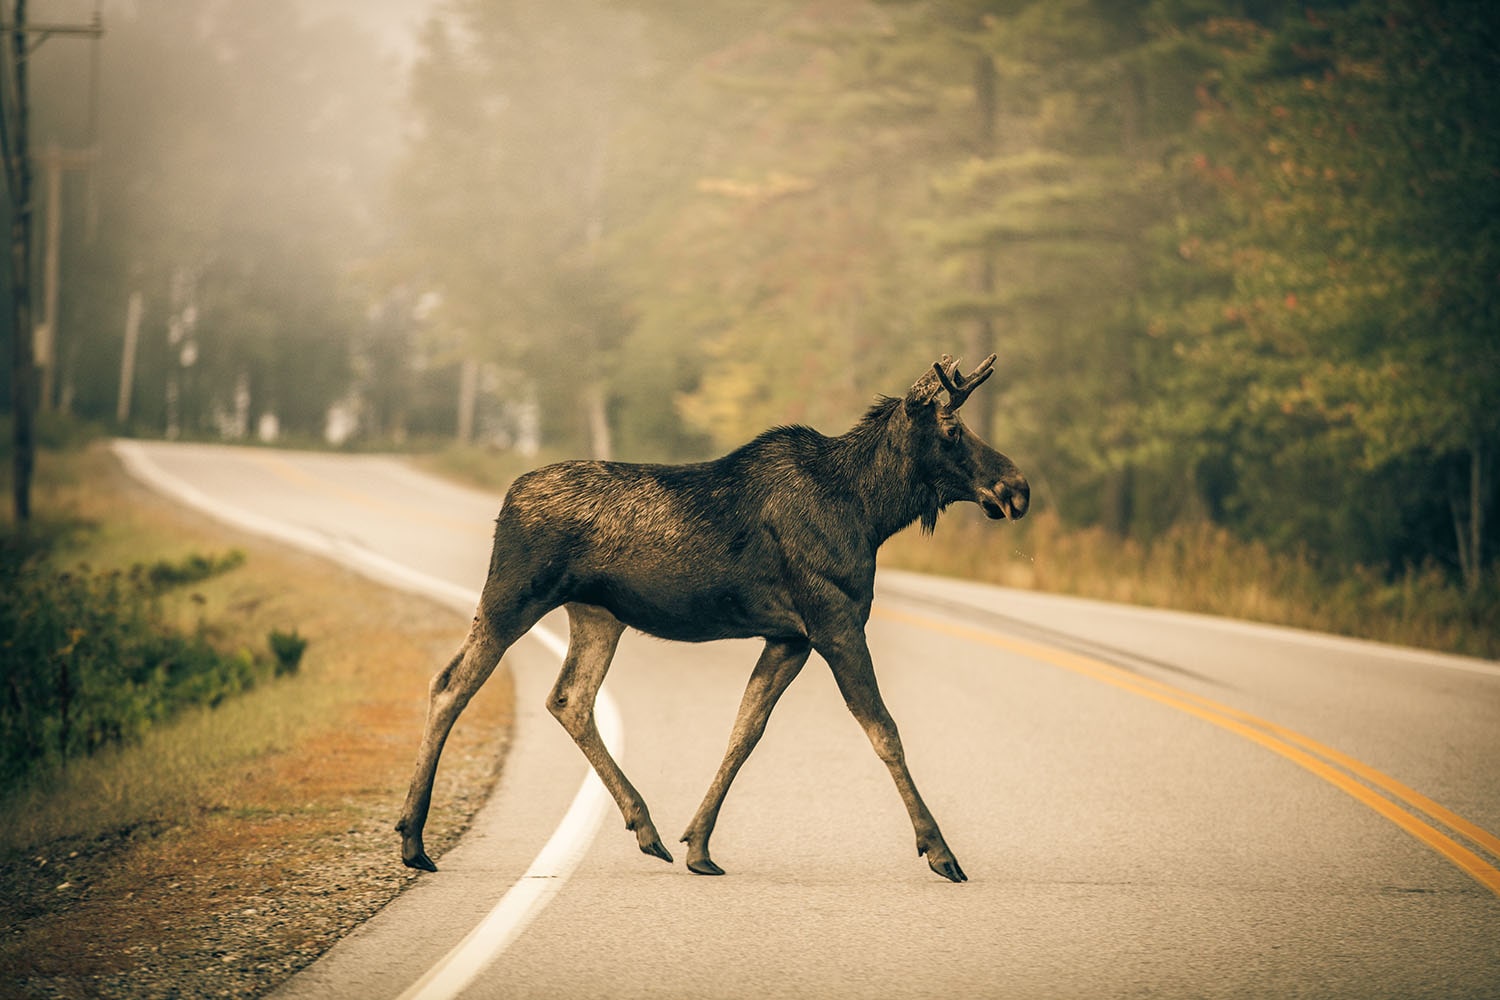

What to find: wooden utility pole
left=3, top=3, right=102, bottom=522
left=8, top=0, right=35, bottom=522
left=35, top=143, right=96, bottom=412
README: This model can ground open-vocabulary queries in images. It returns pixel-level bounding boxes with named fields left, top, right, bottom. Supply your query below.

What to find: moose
left=397, top=354, right=1029, bottom=883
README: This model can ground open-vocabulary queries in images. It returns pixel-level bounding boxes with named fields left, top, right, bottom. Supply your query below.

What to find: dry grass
left=0, top=445, right=515, bottom=998
left=880, top=509, right=1499, bottom=660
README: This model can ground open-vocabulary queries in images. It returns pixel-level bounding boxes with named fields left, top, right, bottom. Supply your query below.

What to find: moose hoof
left=640, top=838, right=674, bottom=864
left=403, top=848, right=438, bottom=873
left=927, top=855, right=967, bottom=883
left=687, top=857, right=726, bottom=876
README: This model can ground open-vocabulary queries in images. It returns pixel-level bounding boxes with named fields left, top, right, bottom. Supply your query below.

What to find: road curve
left=114, top=440, right=1500, bottom=999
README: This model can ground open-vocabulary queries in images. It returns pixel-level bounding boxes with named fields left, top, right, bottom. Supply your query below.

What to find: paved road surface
left=114, top=440, right=1500, bottom=999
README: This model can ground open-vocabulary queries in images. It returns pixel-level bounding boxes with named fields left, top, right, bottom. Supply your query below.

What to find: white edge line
left=110, top=440, right=621, bottom=998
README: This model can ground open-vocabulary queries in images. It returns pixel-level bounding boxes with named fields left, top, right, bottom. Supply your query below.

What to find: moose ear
left=904, top=354, right=952, bottom=413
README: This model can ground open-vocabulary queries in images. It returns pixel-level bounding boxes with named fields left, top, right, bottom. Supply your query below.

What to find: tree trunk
left=968, top=50, right=998, bottom=440
left=116, top=291, right=143, bottom=424
left=584, top=380, right=613, bottom=462
left=1452, top=443, right=1485, bottom=593
left=456, top=357, right=479, bottom=444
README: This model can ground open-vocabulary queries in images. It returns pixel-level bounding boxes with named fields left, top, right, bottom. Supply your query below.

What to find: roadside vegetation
left=881, top=511, right=1498, bottom=661
left=0, top=437, right=514, bottom=998
left=1, top=540, right=256, bottom=787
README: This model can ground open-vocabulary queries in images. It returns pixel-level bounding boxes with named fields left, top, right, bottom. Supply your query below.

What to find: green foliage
left=1144, top=0, right=1499, bottom=584
left=390, top=0, right=646, bottom=456
left=140, top=550, right=246, bottom=594
left=0, top=542, right=267, bottom=788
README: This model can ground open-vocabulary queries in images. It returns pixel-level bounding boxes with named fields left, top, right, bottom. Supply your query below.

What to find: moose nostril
left=997, top=479, right=1029, bottom=519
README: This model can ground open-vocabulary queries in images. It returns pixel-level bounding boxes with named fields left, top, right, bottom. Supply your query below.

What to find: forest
left=9, top=0, right=1498, bottom=601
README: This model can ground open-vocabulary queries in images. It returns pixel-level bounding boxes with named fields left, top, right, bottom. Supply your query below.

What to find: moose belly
left=570, top=573, right=805, bottom=643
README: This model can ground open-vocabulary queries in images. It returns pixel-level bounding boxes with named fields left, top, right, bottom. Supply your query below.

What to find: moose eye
left=939, top=421, right=961, bottom=442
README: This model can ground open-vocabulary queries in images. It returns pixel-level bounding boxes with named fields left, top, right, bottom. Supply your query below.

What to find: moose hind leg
left=680, top=637, right=810, bottom=876
left=549, top=603, right=672, bottom=864
left=397, top=605, right=533, bottom=872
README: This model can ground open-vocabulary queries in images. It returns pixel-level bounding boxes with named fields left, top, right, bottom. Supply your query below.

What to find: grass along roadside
left=0, top=444, right=514, bottom=999
left=880, top=509, right=1499, bottom=661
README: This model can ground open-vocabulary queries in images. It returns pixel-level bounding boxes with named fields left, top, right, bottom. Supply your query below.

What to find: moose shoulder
left=397, top=354, right=1029, bottom=882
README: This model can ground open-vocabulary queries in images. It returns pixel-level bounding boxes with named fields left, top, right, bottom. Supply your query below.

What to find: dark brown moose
left=397, top=354, right=1029, bottom=882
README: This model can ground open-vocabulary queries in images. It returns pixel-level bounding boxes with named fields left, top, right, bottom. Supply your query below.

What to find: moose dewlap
left=396, top=354, right=1029, bottom=883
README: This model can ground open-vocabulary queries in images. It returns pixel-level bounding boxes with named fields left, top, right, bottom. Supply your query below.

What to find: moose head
left=904, top=353, right=1030, bottom=528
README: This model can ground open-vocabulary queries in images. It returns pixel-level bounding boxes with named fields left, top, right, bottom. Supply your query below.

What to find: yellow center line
left=875, top=604, right=1500, bottom=897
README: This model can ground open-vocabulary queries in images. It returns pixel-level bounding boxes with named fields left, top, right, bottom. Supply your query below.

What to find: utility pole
left=2, top=2, right=102, bottom=521
left=6, top=1, right=35, bottom=522
left=36, top=143, right=94, bottom=411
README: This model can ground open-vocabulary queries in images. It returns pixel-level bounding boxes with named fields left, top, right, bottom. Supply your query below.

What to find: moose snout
left=979, top=477, right=1029, bottom=520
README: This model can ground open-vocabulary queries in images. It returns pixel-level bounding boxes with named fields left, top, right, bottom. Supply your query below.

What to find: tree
left=1149, top=1, right=1499, bottom=586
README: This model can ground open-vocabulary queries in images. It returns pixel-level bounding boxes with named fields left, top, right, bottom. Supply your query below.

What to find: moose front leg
left=681, top=637, right=811, bottom=875
left=817, top=632, right=967, bottom=883
left=549, top=603, right=673, bottom=864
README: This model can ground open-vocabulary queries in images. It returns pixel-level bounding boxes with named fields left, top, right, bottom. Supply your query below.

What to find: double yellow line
left=876, top=605, right=1500, bottom=897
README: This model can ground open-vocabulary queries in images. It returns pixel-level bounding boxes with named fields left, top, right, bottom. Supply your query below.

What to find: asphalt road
left=114, top=439, right=1500, bottom=999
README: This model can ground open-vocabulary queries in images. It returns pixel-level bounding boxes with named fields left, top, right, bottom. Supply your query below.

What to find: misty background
left=8, top=0, right=1498, bottom=600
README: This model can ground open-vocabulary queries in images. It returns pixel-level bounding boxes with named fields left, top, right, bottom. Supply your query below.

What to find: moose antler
left=932, top=353, right=996, bottom=410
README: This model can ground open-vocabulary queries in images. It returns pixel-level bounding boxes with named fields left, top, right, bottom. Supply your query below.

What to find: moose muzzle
left=978, top=476, right=1029, bottom=521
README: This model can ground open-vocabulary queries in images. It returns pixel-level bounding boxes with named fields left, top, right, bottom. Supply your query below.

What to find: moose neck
left=832, top=398, right=943, bottom=548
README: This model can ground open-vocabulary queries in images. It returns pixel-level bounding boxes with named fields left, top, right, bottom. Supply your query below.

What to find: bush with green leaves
left=268, top=628, right=308, bottom=676
left=0, top=540, right=267, bottom=787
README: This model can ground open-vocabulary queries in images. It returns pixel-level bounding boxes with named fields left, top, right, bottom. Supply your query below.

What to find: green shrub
left=0, top=543, right=272, bottom=787
left=141, top=549, right=246, bottom=592
left=268, top=628, right=308, bottom=676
